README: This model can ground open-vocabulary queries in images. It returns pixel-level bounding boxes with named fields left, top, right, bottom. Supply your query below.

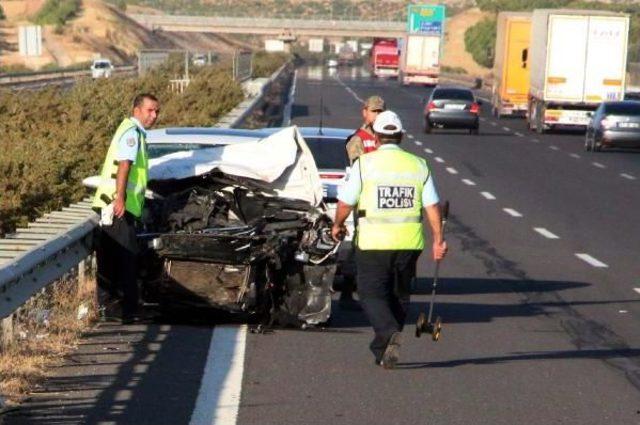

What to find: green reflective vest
left=356, top=147, right=430, bottom=250
left=92, top=118, right=149, bottom=218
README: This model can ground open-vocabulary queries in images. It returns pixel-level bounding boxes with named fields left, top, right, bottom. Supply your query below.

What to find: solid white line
left=424, top=148, right=433, bottom=154
left=502, top=126, right=511, bottom=132
left=575, top=253, right=608, bottom=268
left=533, top=227, right=560, bottom=239
left=446, top=167, right=458, bottom=175
left=462, top=178, right=476, bottom=186
left=415, top=141, right=423, bottom=146
left=514, top=132, right=524, bottom=137
left=407, top=134, right=415, bottom=139
left=503, top=208, right=523, bottom=217
left=570, top=153, right=581, bottom=159
left=282, top=69, right=297, bottom=126
left=480, top=191, right=496, bottom=200
left=549, top=145, right=560, bottom=151
left=592, top=162, right=606, bottom=169
left=621, top=173, right=636, bottom=180
left=490, top=122, right=497, bottom=127
left=190, top=325, right=247, bottom=425
left=434, top=157, right=445, bottom=163
left=634, top=288, right=640, bottom=295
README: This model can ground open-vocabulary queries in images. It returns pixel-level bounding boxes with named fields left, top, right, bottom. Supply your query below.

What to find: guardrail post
left=1, top=314, right=14, bottom=349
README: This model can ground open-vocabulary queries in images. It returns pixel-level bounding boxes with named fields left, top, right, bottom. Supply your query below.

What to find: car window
left=304, top=137, right=350, bottom=170
left=94, top=62, right=111, bottom=69
left=432, top=89, right=474, bottom=101
left=147, top=143, right=220, bottom=159
left=604, top=103, right=640, bottom=116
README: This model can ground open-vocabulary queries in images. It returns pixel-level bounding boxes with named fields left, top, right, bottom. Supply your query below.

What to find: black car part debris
left=140, top=172, right=338, bottom=327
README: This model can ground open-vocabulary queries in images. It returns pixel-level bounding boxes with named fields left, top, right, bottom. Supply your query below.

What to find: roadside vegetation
left=465, top=0, right=640, bottom=69
left=33, top=0, right=82, bottom=26
left=0, top=53, right=288, bottom=236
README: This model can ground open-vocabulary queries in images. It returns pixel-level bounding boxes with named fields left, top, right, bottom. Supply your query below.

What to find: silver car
left=585, top=101, right=640, bottom=151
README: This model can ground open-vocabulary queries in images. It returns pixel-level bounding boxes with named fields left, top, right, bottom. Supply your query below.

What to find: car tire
left=424, top=118, right=432, bottom=134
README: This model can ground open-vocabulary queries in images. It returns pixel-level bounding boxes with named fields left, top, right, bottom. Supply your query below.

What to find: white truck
left=399, top=34, right=441, bottom=85
left=527, top=9, right=629, bottom=133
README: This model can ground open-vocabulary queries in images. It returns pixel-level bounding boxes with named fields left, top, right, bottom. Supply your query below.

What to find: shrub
left=33, top=0, right=81, bottom=26
left=0, top=4, right=6, bottom=20
left=464, top=17, right=497, bottom=69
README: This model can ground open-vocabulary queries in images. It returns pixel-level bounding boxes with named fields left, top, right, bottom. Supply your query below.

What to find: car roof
left=432, top=86, right=473, bottom=92
left=603, top=100, right=640, bottom=106
left=147, top=126, right=352, bottom=145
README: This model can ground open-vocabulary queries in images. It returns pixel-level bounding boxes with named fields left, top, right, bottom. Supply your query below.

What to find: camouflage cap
left=363, top=95, right=386, bottom=112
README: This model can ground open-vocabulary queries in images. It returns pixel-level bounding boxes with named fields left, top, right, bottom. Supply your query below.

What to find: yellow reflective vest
left=356, top=147, right=430, bottom=250
left=92, top=118, right=149, bottom=218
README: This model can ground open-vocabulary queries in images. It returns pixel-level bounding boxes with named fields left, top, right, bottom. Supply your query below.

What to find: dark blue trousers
left=355, top=249, right=421, bottom=361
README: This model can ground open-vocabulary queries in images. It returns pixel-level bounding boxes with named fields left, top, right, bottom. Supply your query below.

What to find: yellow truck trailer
left=491, top=12, right=532, bottom=118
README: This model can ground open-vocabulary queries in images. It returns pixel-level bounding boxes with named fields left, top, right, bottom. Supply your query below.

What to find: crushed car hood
left=148, top=126, right=324, bottom=206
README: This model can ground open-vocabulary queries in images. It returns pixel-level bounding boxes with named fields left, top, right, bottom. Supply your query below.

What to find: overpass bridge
left=128, top=14, right=406, bottom=38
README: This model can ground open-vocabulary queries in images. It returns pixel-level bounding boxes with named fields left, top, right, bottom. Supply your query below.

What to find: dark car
left=585, top=101, right=640, bottom=152
left=424, top=86, right=481, bottom=134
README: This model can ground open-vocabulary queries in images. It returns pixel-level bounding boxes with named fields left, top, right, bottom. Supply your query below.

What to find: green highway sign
left=407, top=4, right=446, bottom=35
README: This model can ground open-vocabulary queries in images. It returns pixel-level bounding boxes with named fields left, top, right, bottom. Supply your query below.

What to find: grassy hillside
left=466, top=0, right=640, bottom=69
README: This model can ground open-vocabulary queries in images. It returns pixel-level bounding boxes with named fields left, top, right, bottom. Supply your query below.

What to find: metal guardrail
left=0, top=62, right=292, bottom=321
left=0, top=200, right=97, bottom=319
left=0, top=65, right=137, bottom=87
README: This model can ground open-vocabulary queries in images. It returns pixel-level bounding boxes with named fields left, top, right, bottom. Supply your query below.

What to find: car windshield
left=148, top=143, right=220, bottom=159
left=304, top=137, right=349, bottom=170
left=432, top=89, right=474, bottom=101
left=94, top=62, right=111, bottom=69
left=605, top=103, right=640, bottom=116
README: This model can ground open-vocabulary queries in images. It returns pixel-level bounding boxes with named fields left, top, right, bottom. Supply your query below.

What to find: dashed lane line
left=533, top=227, right=560, bottom=239
left=531, top=138, right=540, bottom=143
left=592, top=162, right=606, bottom=169
left=634, top=288, right=640, bottom=295
left=415, top=141, right=423, bottom=146
left=480, top=117, right=486, bottom=122
left=514, top=132, right=524, bottom=137
left=446, top=167, right=458, bottom=175
left=424, top=148, right=433, bottom=154
left=549, top=145, right=560, bottom=151
left=480, top=191, right=496, bottom=200
left=621, top=173, right=636, bottom=180
left=570, top=153, right=581, bottom=159
left=462, top=179, right=476, bottom=186
left=502, top=126, right=511, bottom=132
left=407, top=134, right=415, bottom=139
left=503, top=208, right=523, bottom=218
left=575, top=253, right=608, bottom=268
left=490, top=122, right=497, bottom=127
left=434, top=157, right=445, bottom=163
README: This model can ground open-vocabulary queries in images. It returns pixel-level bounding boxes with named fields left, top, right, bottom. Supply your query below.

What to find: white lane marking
left=434, top=156, right=445, bottom=163
left=446, top=167, right=458, bottom=175
left=549, top=145, right=560, bottom=151
left=282, top=69, right=297, bottom=126
left=531, top=138, right=540, bottom=143
left=478, top=96, right=491, bottom=103
left=575, top=253, right=608, bottom=268
left=424, top=148, right=433, bottom=154
left=415, top=141, right=423, bottom=146
left=503, top=208, right=523, bottom=217
left=480, top=191, right=496, bottom=200
left=407, top=134, right=415, bottom=139
left=462, top=178, right=476, bottom=186
left=619, top=310, right=628, bottom=314
left=514, top=132, right=524, bottom=137
left=190, top=325, right=247, bottom=425
left=634, top=288, right=640, bottom=295
left=480, top=117, right=486, bottom=122
left=334, top=76, right=364, bottom=103
left=570, top=153, right=581, bottom=159
left=592, top=162, right=606, bottom=169
left=490, top=122, right=497, bottom=127
left=533, top=227, right=560, bottom=239
left=502, top=126, right=511, bottom=132
left=621, top=173, right=636, bottom=180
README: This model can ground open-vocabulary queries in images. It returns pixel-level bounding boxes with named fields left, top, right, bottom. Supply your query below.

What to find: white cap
left=372, top=110, right=404, bottom=135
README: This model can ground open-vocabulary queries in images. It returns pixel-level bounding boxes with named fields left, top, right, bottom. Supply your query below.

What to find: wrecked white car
left=87, top=127, right=340, bottom=327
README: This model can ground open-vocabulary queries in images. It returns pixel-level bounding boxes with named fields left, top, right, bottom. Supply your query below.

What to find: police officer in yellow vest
left=92, top=93, right=159, bottom=324
left=332, top=110, right=447, bottom=369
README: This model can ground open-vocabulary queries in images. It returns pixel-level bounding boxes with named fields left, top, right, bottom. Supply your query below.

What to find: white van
left=90, top=59, right=114, bottom=79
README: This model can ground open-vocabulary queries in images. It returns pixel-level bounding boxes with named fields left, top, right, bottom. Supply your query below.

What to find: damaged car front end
left=91, top=127, right=341, bottom=327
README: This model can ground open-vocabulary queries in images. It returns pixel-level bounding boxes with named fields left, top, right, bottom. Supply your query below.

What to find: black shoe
left=380, top=332, right=402, bottom=369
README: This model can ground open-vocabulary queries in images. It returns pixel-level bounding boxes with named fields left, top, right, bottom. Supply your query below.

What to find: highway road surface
left=6, top=66, right=640, bottom=425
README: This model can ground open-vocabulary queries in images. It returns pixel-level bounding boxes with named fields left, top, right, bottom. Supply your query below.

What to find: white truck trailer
left=527, top=9, right=629, bottom=133
left=399, top=34, right=441, bottom=85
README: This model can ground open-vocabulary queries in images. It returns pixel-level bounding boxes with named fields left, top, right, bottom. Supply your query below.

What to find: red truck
left=370, top=38, right=399, bottom=78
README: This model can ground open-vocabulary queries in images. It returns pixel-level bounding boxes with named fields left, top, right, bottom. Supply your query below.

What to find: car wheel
left=424, top=118, right=432, bottom=134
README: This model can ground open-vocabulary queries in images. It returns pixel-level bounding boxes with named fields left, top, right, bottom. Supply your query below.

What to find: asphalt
left=5, top=66, right=640, bottom=425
